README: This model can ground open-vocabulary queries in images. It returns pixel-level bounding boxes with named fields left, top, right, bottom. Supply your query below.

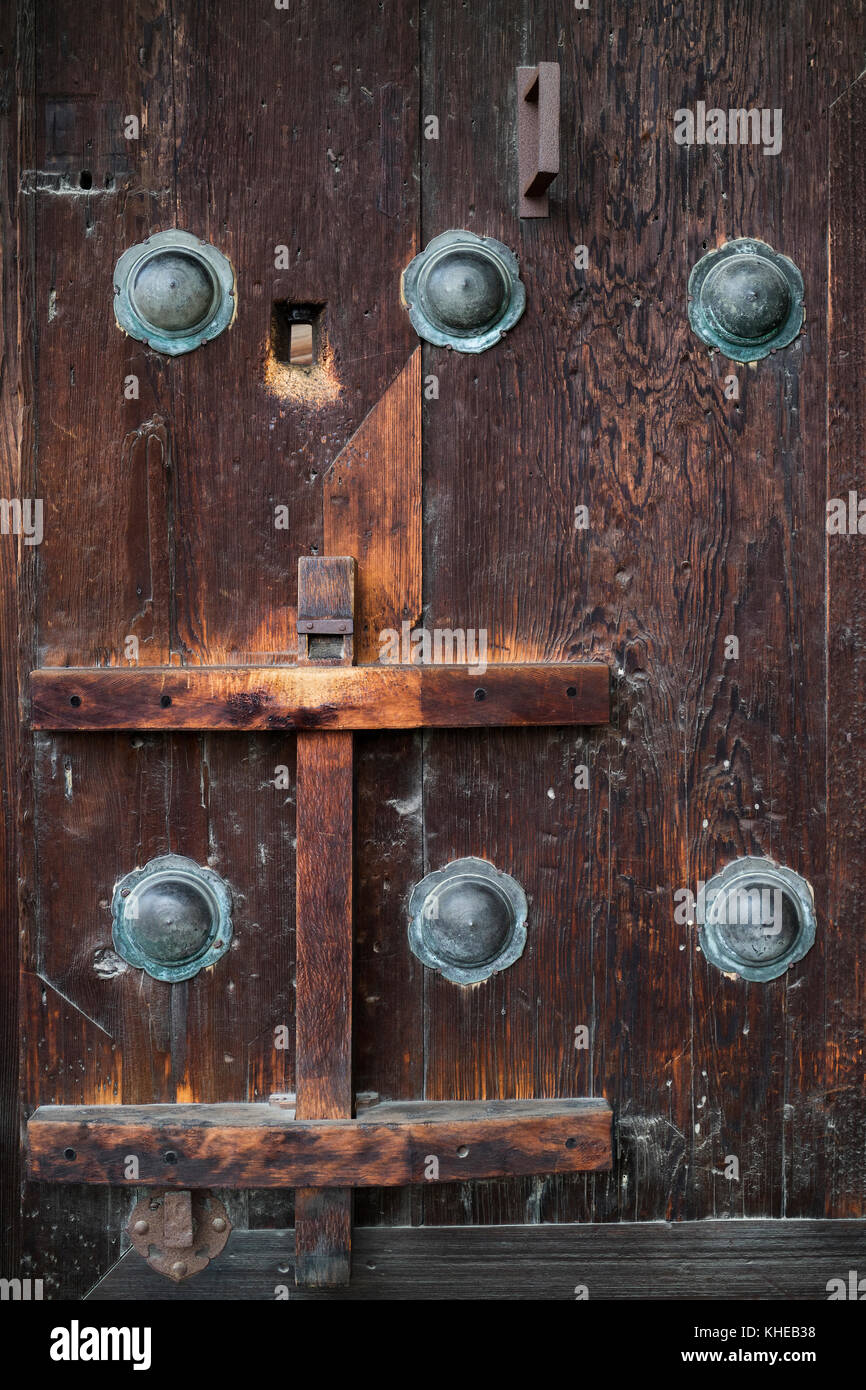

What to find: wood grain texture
left=34, top=0, right=175, bottom=671
left=21, top=0, right=420, bottom=1295
left=29, top=663, right=610, bottom=730
left=11, top=0, right=866, bottom=1300
left=352, top=725, right=425, bottom=1231
left=167, top=0, right=419, bottom=667
left=827, top=71, right=866, bottom=1219
left=417, top=0, right=864, bottom=1231
left=294, top=730, right=354, bottom=1282
left=87, top=1219, right=866, bottom=1302
left=27, top=1099, right=613, bottom=1185
left=296, top=554, right=355, bottom=666
left=0, top=0, right=32, bottom=1282
left=324, top=350, right=422, bottom=663
left=294, top=555, right=355, bottom=1286
left=32, top=2, right=419, bottom=671
left=295, top=736, right=353, bottom=1114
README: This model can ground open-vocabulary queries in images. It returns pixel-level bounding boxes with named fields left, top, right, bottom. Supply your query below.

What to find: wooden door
left=2, top=0, right=865, bottom=1305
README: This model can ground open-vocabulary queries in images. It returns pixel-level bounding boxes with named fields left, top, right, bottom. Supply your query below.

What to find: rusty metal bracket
left=127, top=1189, right=231, bottom=1282
left=517, top=62, right=560, bottom=217
left=297, top=617, right=354, bottom=635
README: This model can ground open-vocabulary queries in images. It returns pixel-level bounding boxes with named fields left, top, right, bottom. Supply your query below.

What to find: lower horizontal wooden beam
left=28, top=663, right=610, bottom=731
left=27, top=1099, right=612, bottom=1187
left=87, top=1220, right=866, bottom=1302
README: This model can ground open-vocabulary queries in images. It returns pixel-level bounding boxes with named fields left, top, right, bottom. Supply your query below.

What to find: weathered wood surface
left=29, top=663, right=611, bottom=730
left=417, top=0, right=864, bottom=1231
left=0, top=0, right=32, bottom=1283
left=18, top=0, right=420, bottom=1298
left=9, top=0, right=866, bottom=1301
left=324, top=351, right=422, bottom=664
left=827, top=72, right=866, bottom=1218
left=87, top=1219, right=866, bottom=1301
left=294, top=556, right=355, bottom=1286
left=294, top=727, right=354, bottom=1281
left=27, top=1099, right=613, bottom=1185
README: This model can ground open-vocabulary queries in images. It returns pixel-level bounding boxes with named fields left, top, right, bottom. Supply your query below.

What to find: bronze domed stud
left=699, top=857, right=816, bottom=982
left=401, top=230, right=525, bottom=353
left=113, top=230, right=235, bottom=355
left=111, top=853, right=233, bottom=981
left=688, top=238, right=804, bottom=362
left=408, top=856, right=528, bottom=984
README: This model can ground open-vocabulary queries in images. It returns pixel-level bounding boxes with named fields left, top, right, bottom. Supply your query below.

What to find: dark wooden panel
left=11, top=0, right=866, bottom=1301
left=27, top=1099, right=612, bottom=1185
left=22, top=725, right=297, bottom=1295
left=418, top=0, right=861, bottom=1229
left=88, top=1219, right=866, bottom=1301
left=29, top=663, right=611, bottom=730
left=23, top=0, right=419, bottom=1298
left=353, top=727, right=425, bottom=1229
left=34, top=0, right=175, bottom=670
left=0, top=0, right=32, bottom=1282
left=827, top=71, right=866, bottom=1219
left=22, top=0, right=184, bottom=1302
left=167, top=0, right=419, bottom=666
left=183, top=732, right=296, bottom=1108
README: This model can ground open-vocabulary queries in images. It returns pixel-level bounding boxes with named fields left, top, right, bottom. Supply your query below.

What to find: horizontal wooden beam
left=27, top=1099, right=612, bottom=1187
left=89, top=1221, right=866, bottom=1302
left=29, top=663, right=610, bottom=731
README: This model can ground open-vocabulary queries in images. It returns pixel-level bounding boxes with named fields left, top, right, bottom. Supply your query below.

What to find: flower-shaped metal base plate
left=111, top=853, right=233, bottom=982
left=688, top=238, right=804, bottom=362
left=408, top=856, right=528, bottom=985
left=113, top=229, right=236, bottom=355
left=127, top=1190, right=231, bottom=1282
left=699, top=857, right=816, bottom=982
left=401, top=230, right=526, bottom=353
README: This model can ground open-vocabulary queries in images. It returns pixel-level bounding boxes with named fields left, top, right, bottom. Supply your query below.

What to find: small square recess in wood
left=270, top=302, right=325, bottom=367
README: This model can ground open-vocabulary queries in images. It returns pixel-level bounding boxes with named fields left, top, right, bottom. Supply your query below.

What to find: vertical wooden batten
left=294, top=556, right=357, bottom=1285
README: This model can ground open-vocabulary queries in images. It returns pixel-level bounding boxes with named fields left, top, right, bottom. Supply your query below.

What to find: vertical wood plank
left=23, top=0, right=180, bottom=1294
left=294, top=735, right=354, bottom=1285
left=0, top=0, right=34, bottom=1282
left=294, top=557, right=355, bottom=1285
left=295, top=730, right=354, bottom=1120
left=324, top=349, right=422, bottom=662
left=168, top=0, right=419, bottom=666
left=827, top=71, right=866, bottom=1218
left=34, top=0, right=175, bottom=668
left=322, top=350, right=424, bottom=1227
